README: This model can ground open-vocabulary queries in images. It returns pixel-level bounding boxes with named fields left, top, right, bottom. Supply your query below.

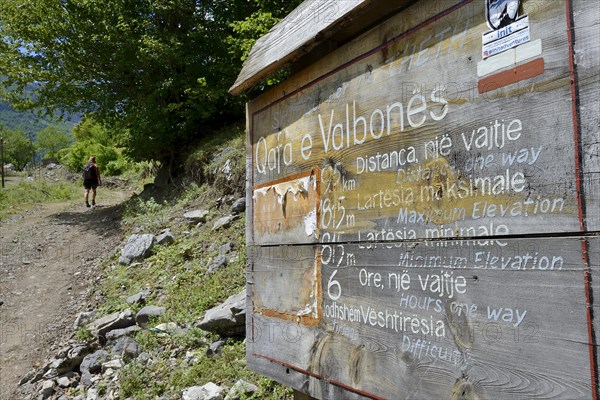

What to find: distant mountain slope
left=0, top=101, right=78, bottom=134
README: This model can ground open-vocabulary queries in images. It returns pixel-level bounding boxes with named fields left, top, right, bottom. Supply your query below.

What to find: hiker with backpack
left=83, top=156, right=102, bottom=208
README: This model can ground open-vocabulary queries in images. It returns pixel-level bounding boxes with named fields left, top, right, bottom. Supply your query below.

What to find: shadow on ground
left=49, top=202, right=123, bottom=240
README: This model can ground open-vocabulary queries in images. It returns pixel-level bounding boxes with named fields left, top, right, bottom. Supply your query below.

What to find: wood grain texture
left=248, top=237, right=597, bottom=399
left=244, top=0, right=600, bottom=398
left=252, top=245, right=321, bottom=326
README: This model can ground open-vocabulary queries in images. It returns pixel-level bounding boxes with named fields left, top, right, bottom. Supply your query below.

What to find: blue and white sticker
left=483, top=15, right=529, bottom=45
left=486, top=0, right=520, bottom=30
left=482, top=24, right=530, bottom=58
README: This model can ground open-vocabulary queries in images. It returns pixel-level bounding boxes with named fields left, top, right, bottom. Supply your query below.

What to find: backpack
left=82, top=163, right=97, bottom=180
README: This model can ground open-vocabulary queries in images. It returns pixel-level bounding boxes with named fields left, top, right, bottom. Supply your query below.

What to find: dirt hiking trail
left=0, top=190, right=129, bottom=399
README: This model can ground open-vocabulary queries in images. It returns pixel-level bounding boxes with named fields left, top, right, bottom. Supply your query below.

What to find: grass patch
left=122, top=196, right=171, bottom=232
left=0, top=179, right=80, bottom=220
left=74, top=326, right=95, bottom=342
left=104, top=206, right=287, bottom=399
left=118, top=337, right=293, bottom=400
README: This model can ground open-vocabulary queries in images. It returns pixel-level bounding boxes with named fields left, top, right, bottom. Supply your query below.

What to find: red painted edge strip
left=565, top=0, right=598, bottom=398
left=477, top=57, right=545, bottom=94
left=581, top=238, right=597, bottom=399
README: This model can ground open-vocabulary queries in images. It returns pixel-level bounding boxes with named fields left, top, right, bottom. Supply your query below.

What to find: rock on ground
left=183, top=382, right=224, bottom=400
left=212, top=215, right=238, bottom=231
left=86, top=309, right=135, bottom=341
left=196, top=290, right=246, bottom=337
left=218, top=242, right=232, bottom=256
left=105, top=325, right=141, bottom=341
left=206, top=340, right=226, bottom=358
left=126, top=288, right=151, bottom=305
left=56, top=375, right=73, bottom=388
left=111, top=337, right=141, bottom=360
left=156, top=229, right=176, bottom=245
left=39, top=344, right=94, bottom=379
left=207, top=256, right=228, bottom=273
left=183, top=210, right=209, bottom=225
left=225, top=380, right=259, bottom=400
left=230, top=198, right=246, bottom=215
left=80, top=350, right=109, bottom=375
left=136, top=305, right=166, bottom=328
left=154, top=322, right=185, bottom=335
left=86, top=387, right=99, bottom=400
left=101, top=359, right=123, bottom=371
left=73, top=311, right=95, bottom=329
left=118, top=234, right=155, bottom=265
left=40, top=380, right=55, bottom=398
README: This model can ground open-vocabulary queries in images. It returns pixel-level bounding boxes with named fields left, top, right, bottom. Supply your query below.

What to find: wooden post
left=293, top=390, right=317, bottom=400
left=1, top=135, right=4, bottom=188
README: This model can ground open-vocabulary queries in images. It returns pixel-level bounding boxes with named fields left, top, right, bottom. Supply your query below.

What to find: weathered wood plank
left=247, top=236, right=597, bottom=399
left=246, top=103, right=254, bottom=246
left=251, top=244, right=320, bottom=325
left=248, top=0, right=598, bottom=245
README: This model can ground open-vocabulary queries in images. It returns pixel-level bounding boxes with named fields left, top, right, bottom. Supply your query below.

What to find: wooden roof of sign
left=229, top=0, right=414, bottom=95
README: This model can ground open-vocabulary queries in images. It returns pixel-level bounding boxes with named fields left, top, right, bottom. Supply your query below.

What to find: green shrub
left=104, top=158, right=131, bottom=176
left=59, top=141, right=126, bottom=176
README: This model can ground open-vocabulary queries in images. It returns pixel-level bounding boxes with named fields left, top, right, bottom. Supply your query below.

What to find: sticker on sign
left=482, top=25, right=530, bottom=59
left=482, top=16, right=529, bottom=45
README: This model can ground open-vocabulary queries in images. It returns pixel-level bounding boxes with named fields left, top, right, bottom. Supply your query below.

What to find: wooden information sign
left=241, top=0, right=600, bottom=398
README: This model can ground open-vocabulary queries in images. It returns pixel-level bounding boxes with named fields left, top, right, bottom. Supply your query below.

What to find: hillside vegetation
left=100, top=127, right=293, bottom=399
left=9, top=124, right=292, bottom=400
left=0, top=0, right=303, bottom=164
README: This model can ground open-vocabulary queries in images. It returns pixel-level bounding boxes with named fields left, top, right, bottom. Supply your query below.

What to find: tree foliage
left=59, top=116, right=129, bottom=175
left=36, top=126, right=71, bottom=158
left=0, top=127, right=35, bottom=170
left=0, top=0, right=303, bottom=164
left=71, top=115, right=124, bottom=146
